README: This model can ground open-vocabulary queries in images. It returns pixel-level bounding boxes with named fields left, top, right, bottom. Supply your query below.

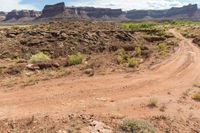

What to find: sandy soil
left=0, top=29, right=200, bottom=132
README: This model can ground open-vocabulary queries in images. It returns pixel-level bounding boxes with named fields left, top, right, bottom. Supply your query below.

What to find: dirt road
left=0, top=29, right=200, bottom=121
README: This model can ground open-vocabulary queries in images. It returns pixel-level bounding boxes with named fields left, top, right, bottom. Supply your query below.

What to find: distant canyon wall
left=5, top=10, right=41, bottom=22
left=1, top=2, right=200, bottom=22
left=126, top=4, right=198, bottom=19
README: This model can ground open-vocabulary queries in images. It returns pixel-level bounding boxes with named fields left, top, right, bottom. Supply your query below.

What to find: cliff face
left=39, top=2, right=123, bottom=19
left=0, top=11, right=6, bottom=21
left=126, top=4, right=198, bottom=19
left=166, top=4, right=197, bottom=17
left=40, top=2, right=65, bottom=18
left=2, top=2, right=200, bottom=22
left=5, top=10, right=41, bottom=21
left=67, top=7, right=123, bottom=18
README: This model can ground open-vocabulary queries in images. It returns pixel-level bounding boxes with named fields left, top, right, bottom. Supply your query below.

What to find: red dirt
left=0, top=29, right=200, bottom=132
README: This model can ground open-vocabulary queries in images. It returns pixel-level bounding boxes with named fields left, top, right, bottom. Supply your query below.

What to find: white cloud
left=68, top=0, right=190, bottom=10
left=0, top=0, right=37, bottom=12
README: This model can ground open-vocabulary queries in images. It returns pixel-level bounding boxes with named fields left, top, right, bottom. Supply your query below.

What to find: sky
left=0, top=0, right=199, bottom=12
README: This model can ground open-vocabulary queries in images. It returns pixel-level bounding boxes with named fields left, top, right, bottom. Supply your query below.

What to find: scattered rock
left=5, top=67, right=21, bottom=75
left=56, top=130, right=67, bottom=133
left=84, top=68, right=94, bottom=76
left=26, top=64, right=40, bottom=71
left=193, top=37, right=200, bottom=47
left=89, top=120, right=113, bottom=133
left=144, top=36, right=166, bottom=42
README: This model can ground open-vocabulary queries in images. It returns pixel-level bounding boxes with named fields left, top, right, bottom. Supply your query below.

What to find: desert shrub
left=68, top=52, right=84, bottom=65
left=135, top=47, right=142, bottom=56
left=182, top=32, right=196, bottom=38
left=169, top=20, right=200, bottom=25
left=120, top=119, right=155, bottom=133
left=122, top=22, right=158, bottom=30
left=12, top=25, right=19, bottom=30
left=0, top=64, right=6, bottom=69
left=192, top=93, right=200, bottom=101
left=117, top=48, right=126, bottom=57
left=57, top=67, right=70, bottom=77
left=117, top=56, right=125, bottom=64
left=128, top=57, right=138, bottom=67
left=156, top=43, right=167, bottom=51
left=148, top=97, right=158, bottom=107
left=117, top=48, right=126, bottom=64
left=29, top=52, right=51, bottom=64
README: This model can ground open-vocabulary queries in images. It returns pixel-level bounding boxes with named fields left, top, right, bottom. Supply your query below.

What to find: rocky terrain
left=0, top=21, right=177, bottom=83
left=1, top=21, right=200, bottom=132
left=0, top=2, right=200, bottom=22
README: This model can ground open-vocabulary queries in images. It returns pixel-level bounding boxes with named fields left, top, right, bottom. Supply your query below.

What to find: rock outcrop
left=40, top=2, right=65, bottom=18
left=0, top=11, right=6, bottom=21
left=126, top=4, right=198, bottom=19
left=66, top=7, right=123, bottom=18
left=5, top=10, right=41, bottom=22
left=39, top=2, right=123, bottom=19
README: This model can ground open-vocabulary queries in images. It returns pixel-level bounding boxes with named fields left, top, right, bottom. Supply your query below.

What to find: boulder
left=84, top=68, right=94, bottom=76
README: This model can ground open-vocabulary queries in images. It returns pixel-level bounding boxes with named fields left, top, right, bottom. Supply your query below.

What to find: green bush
left=120, top=119, right=155, bottom=133
left=122, top=22, right=158, bottom=30
left=168, top=20, right=200, bottom=25
left=128, top=57, right=138, bottom=67
left=29, top=52, right=51, bottom=64
left=192, top=93, right=200, bottom=101
left=68, top=52, right=84, bottom=65
left=12, top=25, right=19, bottom=30
left=117, top=48, right=126, bottom=64
left=156, top=43, right=167, bottom=51
left=135, top=47, right=142, bottom=56
left=117, top=48, right=125, bottom=58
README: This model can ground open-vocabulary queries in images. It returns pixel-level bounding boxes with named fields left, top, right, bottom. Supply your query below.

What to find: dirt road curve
left=0, top=29, right=200, bottom=120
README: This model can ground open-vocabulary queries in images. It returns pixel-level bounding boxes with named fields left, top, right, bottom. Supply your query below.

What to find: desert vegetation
left=120, top=119, right=155, bottom=133
left=192, top=93, right=200, bottom=101
left=0, top=21, right=177, bottom=88
left=122, top=21, right=158, bottom=29
left=68, top=52, right=84, bottom=65
left=0, top=20, right=200, bottom=133
left=29, top=52, right=51, bottom=64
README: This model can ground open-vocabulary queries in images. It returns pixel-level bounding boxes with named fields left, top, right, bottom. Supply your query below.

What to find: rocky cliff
left=0, top=11, right=6, bottom=21
left=2, top=2, right=200, bottom=22
left=66, top=7, right=123, bottom=18
left=40, top=2, right=65, bottom=18
left=39, top=2, right=123, bottom=19
left=5, top=10, right=41, bottom=22
left=126, top=4, right=198, bottom=20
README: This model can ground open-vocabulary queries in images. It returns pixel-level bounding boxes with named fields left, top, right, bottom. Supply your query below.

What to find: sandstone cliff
left=0, top=11, right=6, bottom=21
left=40, top=2, right=65, bottom=18
left=3, top=2, right=200, bottom=22
left=126, top=4, right=198, bottom=20
left=39, top=2, right=123, bottom=19
left=5, top=10, right=41, bottom=22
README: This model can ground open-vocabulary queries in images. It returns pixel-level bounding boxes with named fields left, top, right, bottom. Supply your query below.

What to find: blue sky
left=0, top=0, right=199, bottom=12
